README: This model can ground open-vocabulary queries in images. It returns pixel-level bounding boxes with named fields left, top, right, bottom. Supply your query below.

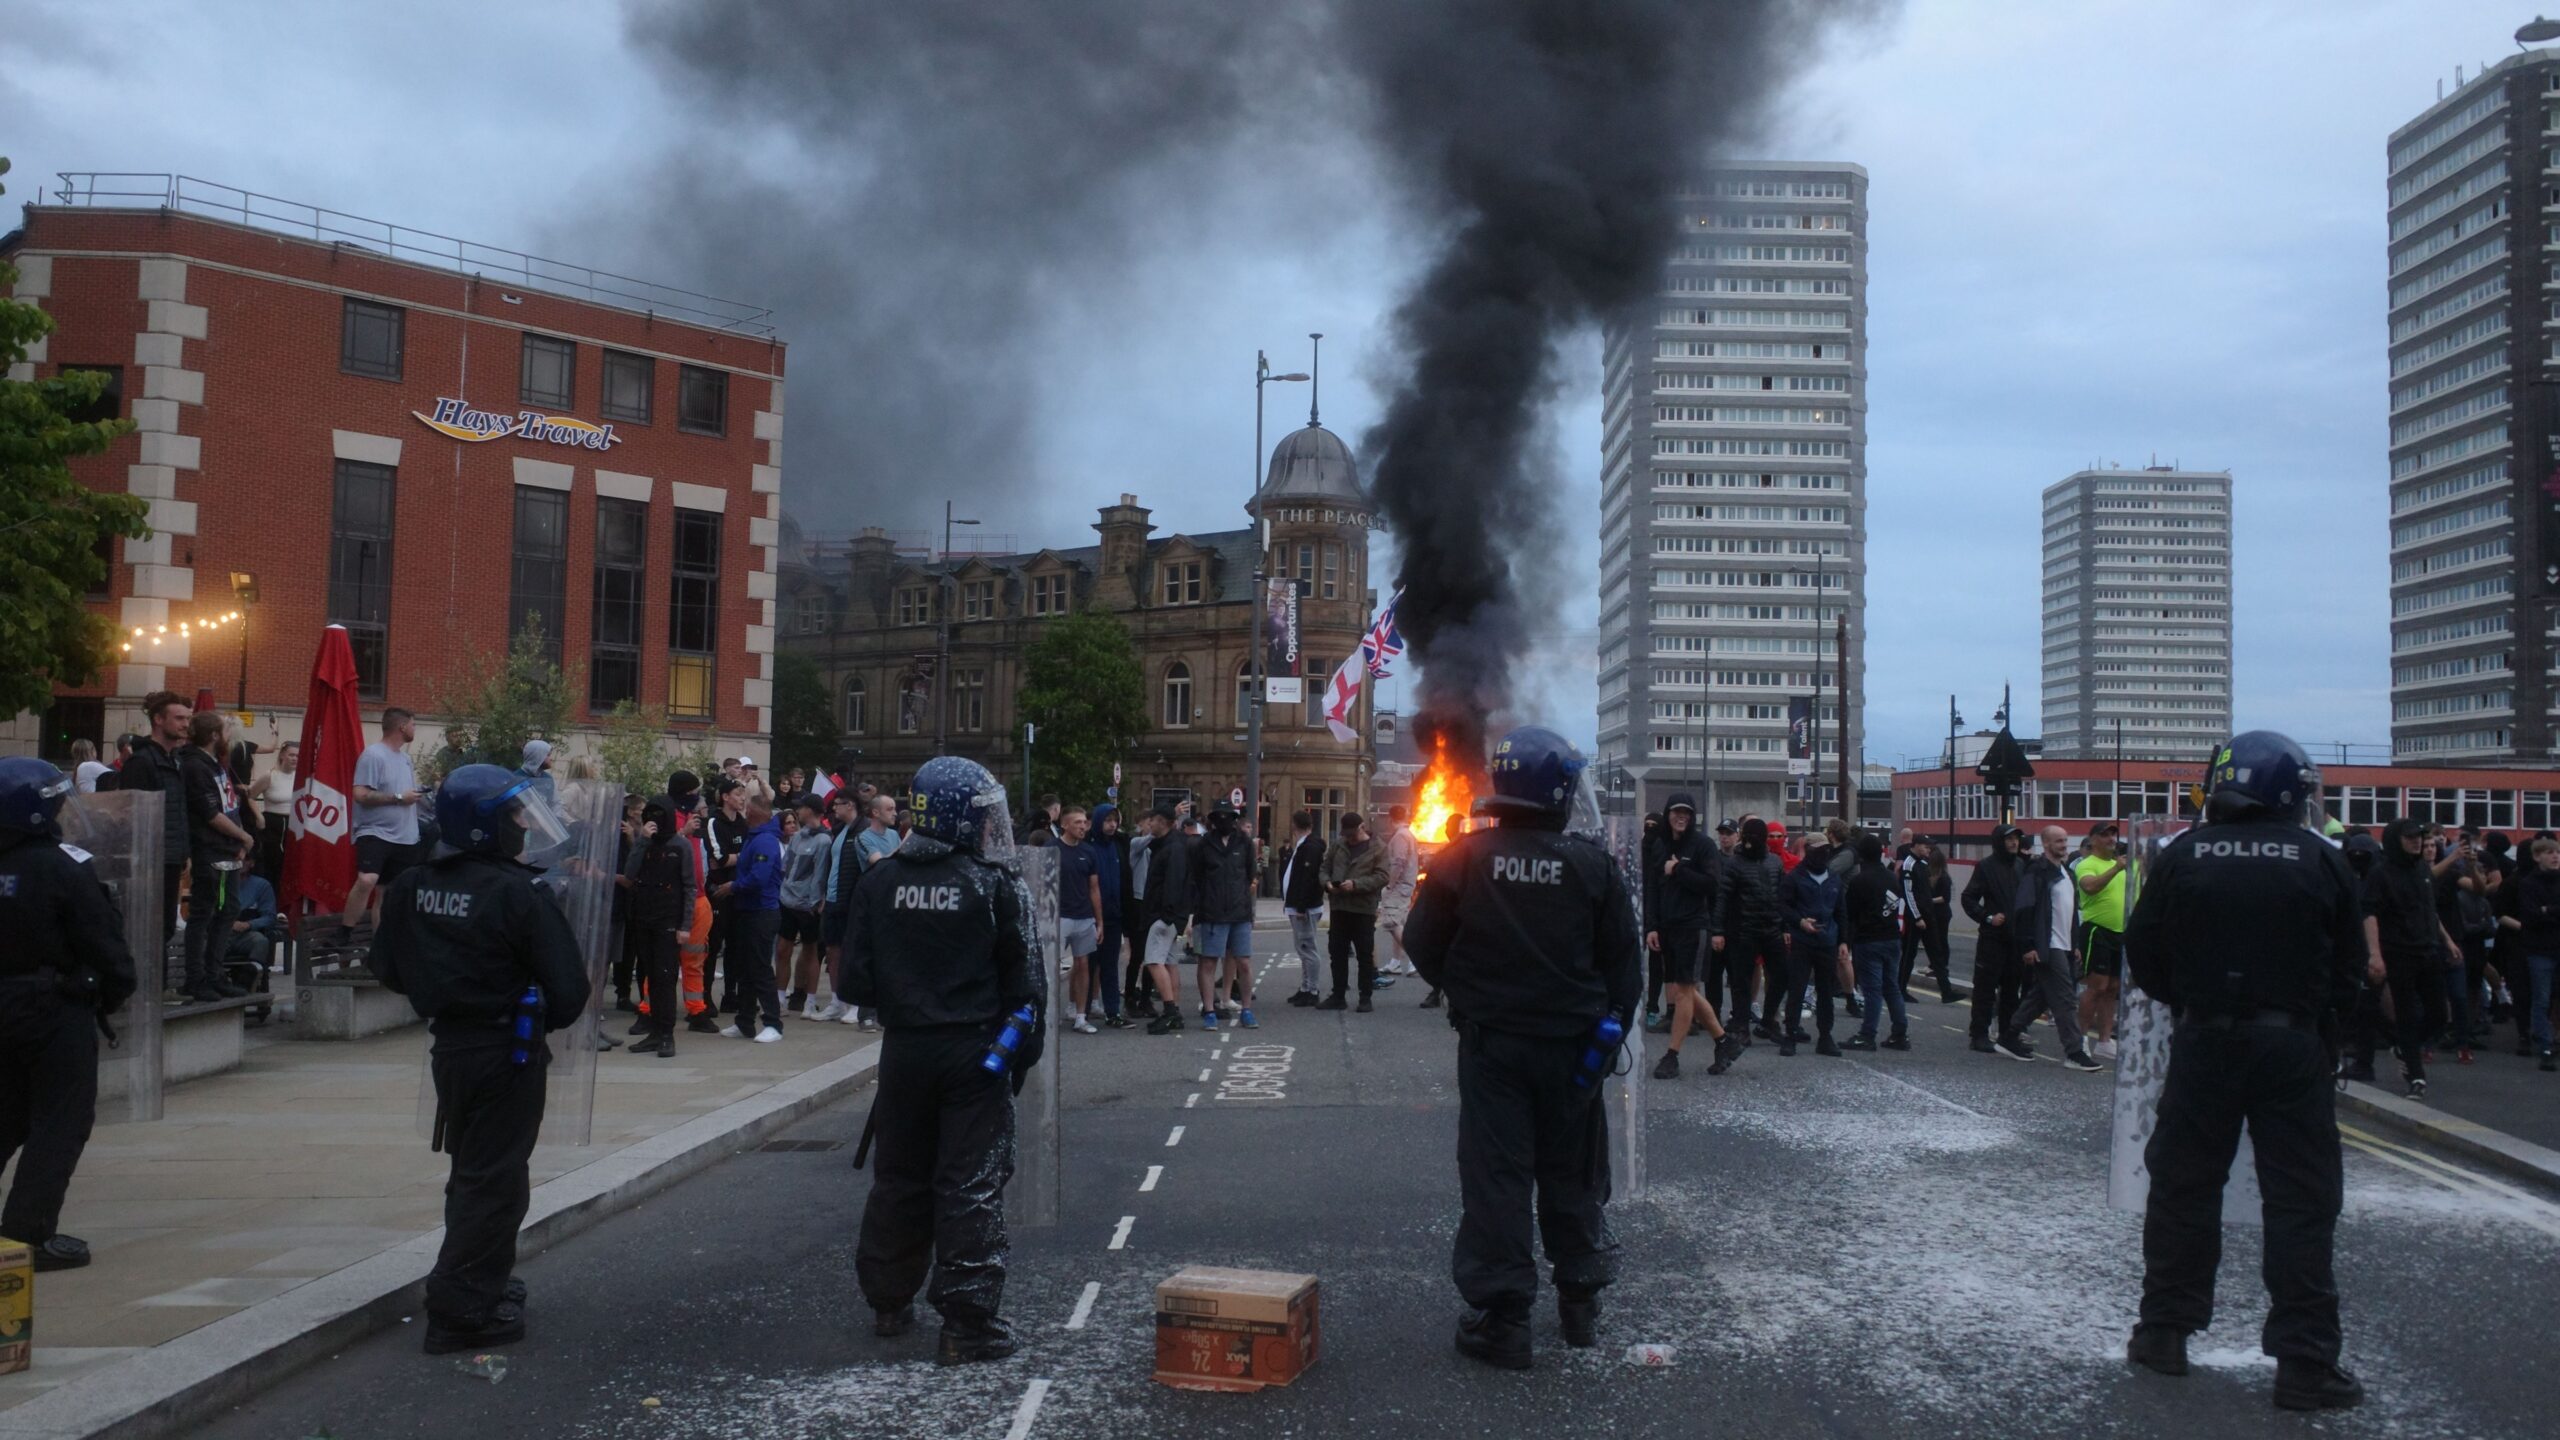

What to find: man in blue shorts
left=1190, top=800, right=1259, bottom=1031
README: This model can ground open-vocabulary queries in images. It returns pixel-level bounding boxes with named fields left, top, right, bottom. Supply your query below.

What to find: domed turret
left=1253, top=422, right=1368, bottom=518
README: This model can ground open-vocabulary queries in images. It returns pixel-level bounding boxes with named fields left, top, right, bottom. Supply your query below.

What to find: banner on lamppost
left=1264, top=576, right=1303, bottom=705
left=2529, top=379, right=2560, bottom=595
left=1787, top=695, right=1813, bottom=760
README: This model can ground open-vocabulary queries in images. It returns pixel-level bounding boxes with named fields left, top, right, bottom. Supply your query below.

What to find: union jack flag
left=1361, top=588, right=1405, bottom=679
left=1326, top=587, right=1405, bottom=743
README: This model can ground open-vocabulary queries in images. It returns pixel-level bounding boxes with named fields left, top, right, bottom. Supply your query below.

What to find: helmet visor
left=1562, top=768, right=1605, bottom=842
left=508, top=785, right=574, bottom=858
left=970, top=776, right=1016, bottom=864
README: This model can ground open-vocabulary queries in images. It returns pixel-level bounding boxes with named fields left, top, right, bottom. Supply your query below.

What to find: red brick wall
left=18, top=208, right=782, bottom=740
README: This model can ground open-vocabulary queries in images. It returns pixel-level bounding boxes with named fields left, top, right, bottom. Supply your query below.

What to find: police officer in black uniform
left=371, top=764, right=590, bottom=1355
left=2123, top=730, right=2368, bottom=1411
left=842, top=756, right=1044, bottom=1365
left=1406, top=727, right=1641, bottom=1370
left=0, top=758, right=137, bottom=1271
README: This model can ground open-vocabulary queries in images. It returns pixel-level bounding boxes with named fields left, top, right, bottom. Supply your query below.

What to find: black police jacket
left=1643, top=827, right=1717, bottom=934
left=2123, top=820, right=2364, bottom=1018
left=0, top=832, right=139, bottom=1014
left=372, top=850, right=592, bottom=1046
left=840, top=834, right=1042, bottom=1030
left=1405, top=820, right=1642, bottom=1040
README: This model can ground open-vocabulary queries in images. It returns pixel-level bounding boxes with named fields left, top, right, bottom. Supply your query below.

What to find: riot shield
left=408, top=777, right=623, bottom=1148
left=2106, top=816, right=2261, bottom=1222
left=58, top=788, right=165, bottom=1123
left=1600, top=814, right=1649, bottom=1203
left=1011, top=845, right=1064, bottom=1228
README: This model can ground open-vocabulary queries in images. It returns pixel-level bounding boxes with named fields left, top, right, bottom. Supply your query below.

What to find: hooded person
left=2353, top=817, right=2458, bottom=1096
left=1960, top=824, right=2036, bottom=1055
left=620, top=797, right=699, bottom=1057
left=1714, top=817, right=1788, bottom=1039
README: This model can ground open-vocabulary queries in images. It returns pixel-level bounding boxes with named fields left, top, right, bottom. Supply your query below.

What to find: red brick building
left=3, top=175, right=785, bottom=764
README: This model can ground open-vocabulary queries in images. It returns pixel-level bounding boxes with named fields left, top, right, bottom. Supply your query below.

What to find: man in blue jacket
left=1778, top=838, right=1851, bottom=1056
left=720, top=794, right=787, bottom=1043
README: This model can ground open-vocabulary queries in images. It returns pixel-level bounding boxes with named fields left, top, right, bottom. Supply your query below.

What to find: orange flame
left=1411, top=737, right=1475, bottom=846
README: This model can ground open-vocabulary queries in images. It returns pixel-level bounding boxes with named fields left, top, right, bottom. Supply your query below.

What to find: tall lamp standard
left=1945, top=695, right=1964, bottom=850
left=228, top=570, right=258, bottom=716
left=1783, top=549, right=1830, bottom=834
left=936, top=500, right=980, bottom=752
left=1247, top=344, right=1311, bottom=841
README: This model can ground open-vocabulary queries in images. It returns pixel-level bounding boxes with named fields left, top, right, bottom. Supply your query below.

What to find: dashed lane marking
left=1065, top=1282, right=1100, bottom=1330
left=1166, top=1125, right=1185, bottom=1147
left=1184, top=1092, right=1200, bottom=1108
left=1198, top=1068, right=1213, bottom=1082
left=1109, top=1215, right=1136, bottom=1250
left=1842, top=1055, right=1995, bottom=1120
left=1003, top=1378, right=1052, bottom=1440
left=1141, top=1165, right=1163, bottom=1192
left=1211, top=1049, right=1223, bottom=1059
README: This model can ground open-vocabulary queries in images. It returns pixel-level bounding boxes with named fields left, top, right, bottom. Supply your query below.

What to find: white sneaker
left=1073, top=1017, right=1099, bottom=1035
left=718, top=1024, right=743, bottom=1039
left=837, top=1006, right=864, bottom=1025
left=754, top=1026, right=783, bottom=1044
left=2094, top=1038, right=2118, bottom=1061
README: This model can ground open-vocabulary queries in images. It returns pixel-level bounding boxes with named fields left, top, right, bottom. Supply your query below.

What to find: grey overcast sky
left=3, top=0, right=2523, bottom=764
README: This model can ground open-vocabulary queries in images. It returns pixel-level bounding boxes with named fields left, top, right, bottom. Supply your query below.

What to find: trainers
left=1072, top=1017, right=1098, bottom=1035
left=754, top=1026, right=784, bottom=1044
left=1201, top=1007, right=1219, bottom=1031
left=1840, top=1033, right=1877, bottom=1052
left=1316, top=993, right=1347, bottom=1011
left=687, top=1014, right=721, bottom=1035
left=1970, top=1036, right=1996, bottom=1054
left=2126, top=1323, right=2188, bottom=1376
left=1238, top=1008, right=1258, bottom=1029
left=1652, top=1050, right=1681, bottom=1080
left=1815, top=1035, right=1841, bottom=1058
left=2542, top=1049, right=2556, bottom=1072
left=1146, top=1010, right=1183, bottom=1035
left=719, top=1024, right=745, bottom=1039
left=2406, top=1075, right=2426, bottom=1099
left=2093, top=1037, right=2118, bottom=1061
left=1287, top=990, right=1318, bottom=1007
left=1371, top=974, right=1397, bottom=990
left=1994, top=1035, right=2035, bottom=1062
left=1712, top=1032, right=1743, bottom=1072
left=2272, top=1358, right=2364, bottom=1411
left=1420, top=989, right=1444, bottom=1009
left=1881, top=1033, right=1911, bottom=1051
left=1355, top=996, right=1374, bottom=1013
left=1104, top=1014, right=1135, bottom=1029
left=1643, top=1007, right=1664, bottom=1032
left=28, top=1235, right=90, bottom=1272
left=2062, top=1049, right=2103, bottom=1072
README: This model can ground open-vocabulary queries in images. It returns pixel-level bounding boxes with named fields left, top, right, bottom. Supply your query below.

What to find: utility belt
left=2177, top=1007, right=2318, bottom=1033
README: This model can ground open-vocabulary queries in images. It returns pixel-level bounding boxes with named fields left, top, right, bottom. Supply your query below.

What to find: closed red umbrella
left=281, top=625, right=365, bottom=930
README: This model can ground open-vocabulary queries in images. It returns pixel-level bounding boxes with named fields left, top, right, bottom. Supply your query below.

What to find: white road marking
left=1065, top=1282, right=1100, bottom=1330
left=1003, top=1378, right=1052, bottom=1440
left=1211, top=1049, right=1223, bottom=1060
left=1184, top=1092, right=1200, bottom=1108
left=1108, top=1215, right=1136, bottom=1250
left=1846, top=1054, right=1995, bottom=1120
left=1140, top=1165, right=1163, bottom=1192
left=1166, top=1125, right=1185, bottom=1147
left=2339, top=1124, right=2560, bottom=1241
left=1198, top=1067, right=1212, bottom=1082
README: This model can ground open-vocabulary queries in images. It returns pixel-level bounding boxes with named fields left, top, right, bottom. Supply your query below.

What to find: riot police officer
left=371, top=764, right=590, bottom=1355
left=0, top=758, right=137, bottom=1271
left=1406, top=727, right=1641, bottom=1369
left=842, top=757, right=1044, bottom=1365
left=2123, top=731, right=2368, bottom=1411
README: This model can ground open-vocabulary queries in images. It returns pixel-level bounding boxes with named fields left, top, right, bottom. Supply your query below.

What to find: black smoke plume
left=1340, top=0, right=1846, bottom=771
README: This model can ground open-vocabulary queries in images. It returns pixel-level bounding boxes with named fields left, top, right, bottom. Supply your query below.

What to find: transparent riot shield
left=1011, top=845, right=1064, bottom=1228
left=2106, top=816, right=2261, bottom=1222
left=1600, top=814, right=1649, bottom=1203
left=58, top=789, right=166, bottom=1123
left=408, top=777, right=623, bottom=1149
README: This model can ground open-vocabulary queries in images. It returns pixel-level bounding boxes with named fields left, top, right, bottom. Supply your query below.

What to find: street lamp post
left=936, top=500, right=980, bottom=753
left=228, top=570, right=259, bottom=715
left=1247, top=345, right=1311, bottom=842
left=1946, top=695, right=1964, bottom=851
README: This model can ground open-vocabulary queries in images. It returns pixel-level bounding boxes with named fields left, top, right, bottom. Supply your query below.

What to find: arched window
left=1163, top=661, right=1193, bottom=729
left=1235, top=659, right=1254, bottom=730
left=843, top=674, right=867, bottom=734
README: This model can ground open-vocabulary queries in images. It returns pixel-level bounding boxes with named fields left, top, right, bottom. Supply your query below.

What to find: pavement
left=176, top=919, right=2560, bottom=1440
left=0, top=989, right=885, bottom=1435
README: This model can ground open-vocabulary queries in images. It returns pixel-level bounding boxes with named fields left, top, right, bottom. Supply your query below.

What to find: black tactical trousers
left=2139, top=1023, right=2344, bottom=1364
left=729, top=907, right=783, bottom=1033
left=1900, top=917, right=1949, bottom=993
left=1782, top=931, right=1840, bottom=1038
left=426, top=1039, right=549, bottom=1323
left=1714, top=931, right=1783, bottom=1030
left=636, top=925, right=679, bottom=1038
left=0, top=983, right=100, bottom=1244
left=1452, top=1025, right=1617, bottom=1316
left=857, top=1027, right=1015, bottom=1327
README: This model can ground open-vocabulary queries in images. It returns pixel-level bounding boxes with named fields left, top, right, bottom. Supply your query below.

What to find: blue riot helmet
left=435, top=762, right=572, bottom=859
left=0, top=757, right=74, bottom=840
left=909, top=756, right=1015, bottom=857
left=1480, top=726, right=1594, bottom=828
left=2203, top=730, right=2323, bottom=828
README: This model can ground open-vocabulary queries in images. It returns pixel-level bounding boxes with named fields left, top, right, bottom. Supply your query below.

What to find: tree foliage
left=771, top=649, right=837, bottom=777
left=430, top=617, right=569, bottom=772
left=596, top=699, right=725, bottom=800
left=0, top=170, right=154, bottom=717
left=1016, top=609, right=1146, bottom=807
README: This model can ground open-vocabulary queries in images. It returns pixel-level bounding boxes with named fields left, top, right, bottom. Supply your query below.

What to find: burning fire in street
left=1411, top=736, right=1475, bottom=846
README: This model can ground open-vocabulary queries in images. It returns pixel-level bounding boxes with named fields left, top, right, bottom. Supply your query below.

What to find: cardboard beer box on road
left=1152, top=1265, right=1319, bottom=1392
left=0, top=1238, right=30, bottom=1376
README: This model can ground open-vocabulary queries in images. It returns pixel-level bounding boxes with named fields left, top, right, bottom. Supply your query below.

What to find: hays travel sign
left=413, top=397, right=621, bottom=451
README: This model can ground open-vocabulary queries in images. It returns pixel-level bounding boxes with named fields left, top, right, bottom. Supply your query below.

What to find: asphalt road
left=198, top=954, right=2560, bottom=1440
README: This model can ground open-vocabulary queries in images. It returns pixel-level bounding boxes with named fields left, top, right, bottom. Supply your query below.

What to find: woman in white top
left=251, top=741, right=298, bottom=885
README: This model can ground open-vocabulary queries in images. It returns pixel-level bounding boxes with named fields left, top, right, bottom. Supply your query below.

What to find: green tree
left=430, top=617, right=569, bottom=771
left=0, top=160, right=153, bottom=717
left=595, top=699, right=727, bottom=799
left=1016, top=609, right=1145, bottom=807
left=771, top=650, right=837, bottom=777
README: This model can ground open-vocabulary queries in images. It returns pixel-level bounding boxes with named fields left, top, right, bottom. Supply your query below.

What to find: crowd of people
left=2341, top=819, right=2560, bottom=1092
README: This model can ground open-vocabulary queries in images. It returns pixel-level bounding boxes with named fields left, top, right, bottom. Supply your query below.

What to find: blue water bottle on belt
left=1574, top=1014, right=1627, bottom=1088
left=509, top=985, right=541, bottom=1067
left=982, top=1005, right=1037, bottom=1073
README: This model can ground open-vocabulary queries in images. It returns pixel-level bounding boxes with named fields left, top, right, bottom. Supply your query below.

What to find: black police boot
left=935, top=1316, right=1020, bottom=1366
left=1455, top=1308, right=1532, bottom=1370
left=2125, top=1324, right=2189, bottom=1377
left=1557, top=1290, right=1600, bottom=1349
left=422, top=1301, right=526, bottom=1356
left=874, top=1302, right=918, bottom=1337
left=30, top=1235, right=91, bottom=1272
left=2273, top=1358, right=2364, bottom=1411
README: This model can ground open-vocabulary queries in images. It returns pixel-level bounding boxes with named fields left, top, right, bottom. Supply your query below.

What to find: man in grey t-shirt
left=340, top=707, right=425, bottom=934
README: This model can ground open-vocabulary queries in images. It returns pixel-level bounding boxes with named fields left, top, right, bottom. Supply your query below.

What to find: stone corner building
left=779, top=421, right=1379, bottom=837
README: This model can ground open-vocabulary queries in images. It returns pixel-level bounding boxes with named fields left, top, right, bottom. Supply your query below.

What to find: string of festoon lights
left=120, top=607, right=245, bottom=654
